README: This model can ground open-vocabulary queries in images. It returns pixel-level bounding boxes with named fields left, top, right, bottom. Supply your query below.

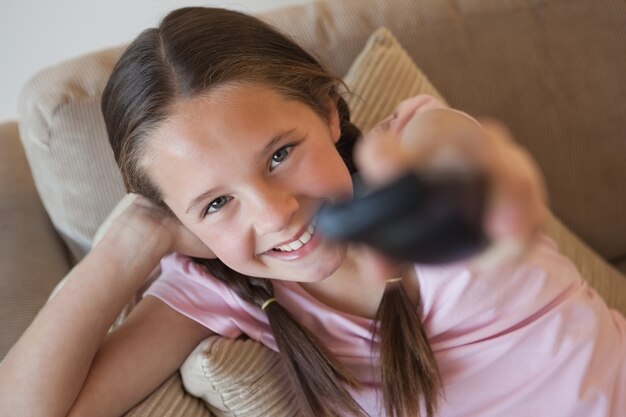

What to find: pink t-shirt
left=145, top=233, right=626, bottom=416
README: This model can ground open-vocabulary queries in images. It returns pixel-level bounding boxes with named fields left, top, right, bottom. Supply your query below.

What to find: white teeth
left=300, top=230, right=312, bottom=244
left=288, top=240, right=303, bottom=250
left=273, top=225, right=315, bottom=252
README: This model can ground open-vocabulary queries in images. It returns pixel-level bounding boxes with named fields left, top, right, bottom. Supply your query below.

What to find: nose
left=248, top=180, right=299, bottom=235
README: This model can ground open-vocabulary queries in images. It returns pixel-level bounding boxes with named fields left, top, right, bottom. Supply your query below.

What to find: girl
left=1, top=7, right=624, bottom=417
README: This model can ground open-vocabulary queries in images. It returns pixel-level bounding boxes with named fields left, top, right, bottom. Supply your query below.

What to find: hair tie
left=261, top=297, right=277, bottom=311
left=386, top=277, right=403, bottom=284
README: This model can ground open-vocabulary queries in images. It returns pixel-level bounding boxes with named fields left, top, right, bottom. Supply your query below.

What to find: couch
left=2, top=0, right=626, bottom=415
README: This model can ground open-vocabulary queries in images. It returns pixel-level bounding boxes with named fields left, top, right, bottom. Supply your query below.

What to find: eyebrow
left=185, top=128, right=297, bottom=214
left=255, top=128, right=297, bottom=160
left=186, top=188, right=218, bottom=214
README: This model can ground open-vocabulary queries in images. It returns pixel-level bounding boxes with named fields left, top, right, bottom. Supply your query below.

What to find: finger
left=354, top=129, right=412, bottom=186
left=482, top=122, right=548, bottom=237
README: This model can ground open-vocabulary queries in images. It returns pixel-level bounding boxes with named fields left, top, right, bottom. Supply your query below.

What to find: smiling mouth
left=271, top=224, right=315, bottom=252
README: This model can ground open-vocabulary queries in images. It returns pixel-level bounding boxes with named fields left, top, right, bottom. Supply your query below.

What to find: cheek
left=320, top=169, right=353, bottom=202
left=303, top=147, right=353, bottom=200
left=195, top=225, right=258, bottom=270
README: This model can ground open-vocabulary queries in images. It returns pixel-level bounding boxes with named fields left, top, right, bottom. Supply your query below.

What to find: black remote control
left=315, top=171, right=490, bottom=264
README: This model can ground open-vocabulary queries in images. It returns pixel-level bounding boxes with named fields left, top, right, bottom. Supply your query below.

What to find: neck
left=299, top=245, right=401, bottom=319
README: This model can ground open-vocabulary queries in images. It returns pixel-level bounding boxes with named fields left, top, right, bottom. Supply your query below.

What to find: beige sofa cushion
left=342, top=27, right=446, bottom=131
left=180, top=337, right=296, bottom=417
left=0, top=122, right=72, bottom=360
left=123, top=372, right=214, bottom=417
left=18, top=46, right=127, bottom=262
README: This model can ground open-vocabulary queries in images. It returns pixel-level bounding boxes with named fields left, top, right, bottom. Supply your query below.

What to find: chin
left=297, top=242, right=348, bottom=283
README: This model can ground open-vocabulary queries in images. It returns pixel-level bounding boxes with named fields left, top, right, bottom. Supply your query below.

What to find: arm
left=356, top=103, right=548, bottom=272
left=68, top=296, right=213, bottom=417
left=401, top=109, right=548, bottom=269
left=0, top=196, right=214, bottom=417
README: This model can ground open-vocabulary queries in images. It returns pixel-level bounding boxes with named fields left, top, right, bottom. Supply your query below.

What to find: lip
left=264, top=231, right=321, bottom=260
left=271, top=224, right=311, bottom=249
left=262, top=221, right=319, bottom=260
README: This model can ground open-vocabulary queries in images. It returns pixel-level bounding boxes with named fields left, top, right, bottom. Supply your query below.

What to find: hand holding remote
left=316, top=171, right=490, bottom=264
left=328, top=100, right=548, bottom=270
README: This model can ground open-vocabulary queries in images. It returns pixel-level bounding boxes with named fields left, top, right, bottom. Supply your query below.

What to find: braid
left=373, top=280, right=442, bottom=417
left=192, top=258, right=273, bottom=305
left=336, top=92, right=442, bottom=415
left=192, top=258, right=367, bottom=417
left=335, top=96, right=361, bottom=175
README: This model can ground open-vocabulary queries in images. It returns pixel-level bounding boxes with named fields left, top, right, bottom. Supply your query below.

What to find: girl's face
left=144, top=83, right=353, bottom=282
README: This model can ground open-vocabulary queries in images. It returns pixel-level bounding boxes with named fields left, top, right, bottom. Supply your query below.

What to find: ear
left=327, top=103, right=341, bottom=144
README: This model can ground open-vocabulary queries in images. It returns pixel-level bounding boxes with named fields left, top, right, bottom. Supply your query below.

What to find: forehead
left=143, top=83, right=300, bottom=165
left=139, top=83, right=320, bottom=210
left=152, top=84, right=290, bottom=151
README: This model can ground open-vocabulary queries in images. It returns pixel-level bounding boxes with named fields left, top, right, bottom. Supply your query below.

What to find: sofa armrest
left=0, top=121, right=72, bottom=360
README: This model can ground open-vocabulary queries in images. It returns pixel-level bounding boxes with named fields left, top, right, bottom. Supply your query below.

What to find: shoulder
left=143, top=253, right=263, bottom=338
left=157, top=253, right=242, bottom=303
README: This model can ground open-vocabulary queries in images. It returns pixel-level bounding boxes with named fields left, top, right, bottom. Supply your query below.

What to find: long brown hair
left=102, top=7, right=441, bottom=416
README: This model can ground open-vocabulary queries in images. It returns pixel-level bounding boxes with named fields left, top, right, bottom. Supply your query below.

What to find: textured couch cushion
left=18, top=46, right=127, bottom=262
left=180, top=337, right=296, bottom=417
left=123, top=372, right=214, bottom=417
left=0, top=121, right=71, bottom=360
left=342, top=27, right=446, bottom=131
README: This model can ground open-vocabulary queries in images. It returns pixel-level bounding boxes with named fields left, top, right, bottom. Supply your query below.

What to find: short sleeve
left=144, top=253, right=262, bottom=339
